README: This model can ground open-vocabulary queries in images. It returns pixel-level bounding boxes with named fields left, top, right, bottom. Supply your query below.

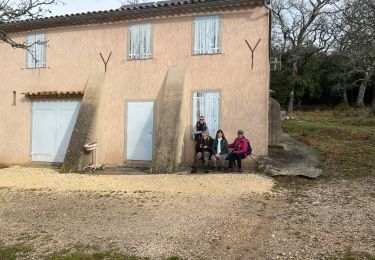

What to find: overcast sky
left=48, top=0, right=126, bottom=16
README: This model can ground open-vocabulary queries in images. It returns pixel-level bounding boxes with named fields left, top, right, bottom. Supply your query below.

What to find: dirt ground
left=0, top=167, right=275, bottom=260
left=246, top=177, right=375, bottom=260
left=1, top=167, right=374, bottom=260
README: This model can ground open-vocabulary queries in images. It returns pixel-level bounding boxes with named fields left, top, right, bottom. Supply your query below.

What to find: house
left=0, top=0, right=271, bottom=172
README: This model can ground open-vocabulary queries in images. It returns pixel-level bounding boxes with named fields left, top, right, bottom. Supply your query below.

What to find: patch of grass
left=48, top=247, right=154, bottom=260
left=16, top=232, right=39, bottom=241
left=49, top=250, right=150, bottom=260
left=0, top=243, right=32, bottom=260
left=326, top=251, right=375, bottom=260
left=49, top=249, right=187, bottom=260
left=283, top=110, right=375, bottom=180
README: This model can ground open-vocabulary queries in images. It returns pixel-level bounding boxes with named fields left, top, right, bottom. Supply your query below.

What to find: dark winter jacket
left=193, top=121, right=208, bottom=141
left=195, top=137, right=214, bottom=154
left=212, top=137, right=229, bottom=155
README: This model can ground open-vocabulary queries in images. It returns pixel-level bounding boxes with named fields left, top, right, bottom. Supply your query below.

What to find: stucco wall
left=0, top=6, right=270, bottom=166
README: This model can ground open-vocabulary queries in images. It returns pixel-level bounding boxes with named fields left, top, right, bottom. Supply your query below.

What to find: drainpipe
left=262, top=0, right=273, bottom=95
left=262, top=0, right=272, bottom=64
left=263, top=0, right=273, bottom=152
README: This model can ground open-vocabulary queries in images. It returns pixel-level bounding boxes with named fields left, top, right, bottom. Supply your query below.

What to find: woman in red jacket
left=227, top=130, right=250, bottom=173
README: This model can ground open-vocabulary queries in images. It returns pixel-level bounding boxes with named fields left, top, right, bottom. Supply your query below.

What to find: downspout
left=263, top=0, right=273, bottom=153
left=263, top=0, right=273, bottom=94
left=262, top=0, right=272, bottom=67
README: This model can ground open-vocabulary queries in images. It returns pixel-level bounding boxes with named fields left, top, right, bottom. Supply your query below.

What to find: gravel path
left=1, top=167, right=373, bottom=260
left=0, top=167, right=275, bottom=259
left=249, top=178, right=375, bottom=260
left=0, top=166, right=274, bottom=195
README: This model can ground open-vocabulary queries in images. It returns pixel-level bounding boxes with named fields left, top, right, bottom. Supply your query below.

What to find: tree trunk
left=287, top=89, right=295, bottom=113
left=287, top=61, right=298, bottom=113
left=356, top=71, right=370, bottom=107
left=372, top=86, right=375, bottom=108
left=343, top=88, right=348, bottom=106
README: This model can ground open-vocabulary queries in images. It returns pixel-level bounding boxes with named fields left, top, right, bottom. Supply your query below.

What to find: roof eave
left=0, top=0, right=263, bottom=33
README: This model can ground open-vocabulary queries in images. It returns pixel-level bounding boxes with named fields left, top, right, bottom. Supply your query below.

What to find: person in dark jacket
left=191, top=131, right=213, bottom=173
left=211, top=130, right=229, bottom=171
left=227, top=130, right=250, bottom=173
left=193, top=116, right=208, bottom=142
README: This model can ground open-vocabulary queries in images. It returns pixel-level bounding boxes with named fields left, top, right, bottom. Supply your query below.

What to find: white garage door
left=31, top=100, right=81, bottom=163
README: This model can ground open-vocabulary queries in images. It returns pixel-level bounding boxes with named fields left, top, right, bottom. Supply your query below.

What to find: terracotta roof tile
left=0, top=0, right=262, bottom=32
left=22, top=91, right=84, bottom=98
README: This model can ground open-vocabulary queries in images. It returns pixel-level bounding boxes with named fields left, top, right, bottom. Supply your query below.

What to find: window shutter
left=192, top=92, right=220, bottom=138
left=26, top=34, right=36, bottom=68
left=145, top=23, right=152, bottom=58
left=129, top=24, right=139, bottom=59
left=139, top=24, right=147, bottom=58
left=36, top=33, right=46, bottom=68
left=128, top=22, right=152, bottom=60
left=194, top=15, right=220, bottom=55
left=26, top=33, right=46, bottom=68
left=215, top=16, right=220, bottom=53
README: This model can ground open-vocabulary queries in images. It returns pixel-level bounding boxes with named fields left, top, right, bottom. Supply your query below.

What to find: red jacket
left=229, top=137, right=249, bottom=157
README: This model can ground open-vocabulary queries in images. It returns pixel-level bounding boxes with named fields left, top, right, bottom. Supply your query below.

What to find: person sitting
left=191, top=131, right=213, bottom=173
left=193, top=116, right=208, bottom=142
left=211, top=130, right=229, bottom=172
left=227, top=130, right=250, bottom=173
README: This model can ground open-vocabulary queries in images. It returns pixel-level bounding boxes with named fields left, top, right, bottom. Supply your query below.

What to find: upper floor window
left=26, top=33, right=46, bottom=68
left=128, top=22, right=152, bottom=60
left=193, top=15, right=221, bottom=55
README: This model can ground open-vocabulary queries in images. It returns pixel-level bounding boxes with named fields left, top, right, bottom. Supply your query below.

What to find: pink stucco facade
left=0, top=4, right=270, bottom=166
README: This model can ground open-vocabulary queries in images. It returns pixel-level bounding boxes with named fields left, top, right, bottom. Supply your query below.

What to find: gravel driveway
left=2, top=167, right=374, bottom=260
left=0, top=167, right=275, bottom=259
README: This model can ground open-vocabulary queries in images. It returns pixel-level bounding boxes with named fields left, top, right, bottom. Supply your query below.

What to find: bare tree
left=272, top=0, right=342, bottom=112
left=0, top=0, right=61, bottom=50
left=119, top=0, right=148, bottom=5
left=336, top=0, right=375, bottom=107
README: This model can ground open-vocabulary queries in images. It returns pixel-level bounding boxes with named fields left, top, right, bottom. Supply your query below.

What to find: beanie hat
left=237, top=130, right=244, bottom=135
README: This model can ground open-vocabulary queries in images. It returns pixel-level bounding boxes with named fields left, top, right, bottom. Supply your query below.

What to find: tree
left=119, top=0, right=147, bottom=5
left=336, top=0, right=375, bottom=107
left=272, top=0, right=341, bottom=112
left=0, top=0, right=60, bottom=50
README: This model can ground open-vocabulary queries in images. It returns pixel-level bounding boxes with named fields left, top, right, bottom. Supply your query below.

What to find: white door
left=31, top=100, right=80, bottom=163
left=193, top=92, right=220, bottom=138
left=126, top=102, right=154, bottom=161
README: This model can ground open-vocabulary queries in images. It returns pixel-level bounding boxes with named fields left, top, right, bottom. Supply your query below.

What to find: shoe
left=191, top=168, right=197, bottom=173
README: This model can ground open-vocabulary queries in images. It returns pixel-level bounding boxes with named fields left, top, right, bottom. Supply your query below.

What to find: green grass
left=282, top=108, right=375, bottom=179
left=49, top=248, right=151, bottom=260
left=326, top=251, right=375, bottom=260
left=0, top=243, right=32, bottom=260
left=49, top=249, right=184, bottom=260
left=0, top=242, right=184, bottom=260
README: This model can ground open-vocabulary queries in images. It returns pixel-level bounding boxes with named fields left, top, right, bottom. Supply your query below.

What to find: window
left=193, top=15, right=221, bottom=55
left=26, top=33, right=46, bottom=68
left=192, top=91, right=220, bottom=138
left=128, top=22, right=152, bottom=60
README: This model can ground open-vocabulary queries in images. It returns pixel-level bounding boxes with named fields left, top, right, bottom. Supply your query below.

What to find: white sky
left=48, top=0, right=126, bottom=16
